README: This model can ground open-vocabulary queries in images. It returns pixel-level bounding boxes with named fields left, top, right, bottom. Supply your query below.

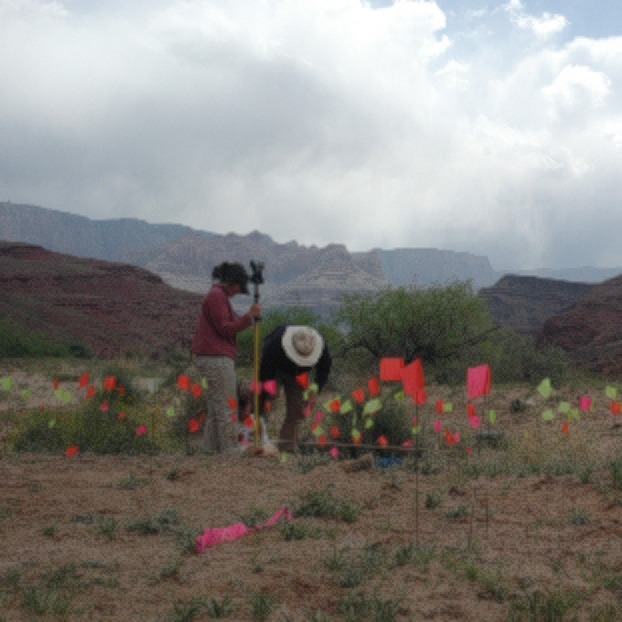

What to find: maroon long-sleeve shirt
left=191, top=284, right=252, bottom=359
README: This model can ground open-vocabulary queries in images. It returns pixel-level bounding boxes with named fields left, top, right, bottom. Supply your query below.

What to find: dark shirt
left=259, top=325, right=332, bottom=391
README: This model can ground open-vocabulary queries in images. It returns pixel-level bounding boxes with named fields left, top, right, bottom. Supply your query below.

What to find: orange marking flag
left=191, top=384, right=202, bottom=397
left=177, top=375, right=190, bottom=391
left=79, top=372, right=89, bottom=388
left=467, top=364, right=492, bottom=399
left=415, top=389, right=427, bottom=405
left=435, top=400, right=444, bottom=414
left=611, top=401, right=621, bottom=415
left=352, top=388, right=366, bottom=404
left=188, top=419, right=200, bottom=433
left=376, top=435, right=389, bottom=446
left=296, top=373, right=309, bottom=389
left=104, top=376, right=117, bottom=391
left=65, top=446, right=79, bottom=457
left=402, top=359, right=424, bottom=396
left=379, top=357, right=404, bottom=381
left=367, top=377, right=380, bottom=397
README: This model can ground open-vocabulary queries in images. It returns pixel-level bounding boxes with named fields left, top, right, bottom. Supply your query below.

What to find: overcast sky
left=1, top=0, right=621, bottom=270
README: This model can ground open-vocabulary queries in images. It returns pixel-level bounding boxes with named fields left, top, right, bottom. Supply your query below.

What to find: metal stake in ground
left=250, top=260, right=265, bottom=449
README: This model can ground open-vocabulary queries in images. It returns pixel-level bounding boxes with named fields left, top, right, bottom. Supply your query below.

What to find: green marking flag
left=542, top=409, right=554, bottom=422
left=201, top=377, right=209, bottom=389
left=309, top=382, right=319, bottom=394
left=568, top=408, right=580, bottom=422
left=0, top=376, right=12, bottom=391
left=166, top=406, right=175, bottom=418
left=443, top=402, right=453, bottom=413
left=351, top=427, right=361, bottom=439
left=54, top=389, right=64, bottom=401
left=21, top=389, right=32, bottom=399
left=62, top=390, right=73, bottom=403
left=364, top=417, right=374, bottom=429
left=412, top=425, right=421, bottom=435
left=312, top=425, right=325, bottom=437
left=322, top=399, right=333, bottom=412
left=537, top=378, right=552, bottom=399
left=524, top=431, right=529, bottom=439
left=488, top=410, right=497, bottom=424
left=558, top=401, right=571, bottom=413
left=605, top=386, right=618, bottom=400
left=340, top=400, right=353, bottom=414
left=363, top=398, right=382, bottom=415
left=394, top=390, right=404, bottom=401
left=280, top=452, right=288, bottom=463
left=48, top=418, right=56, bottom=429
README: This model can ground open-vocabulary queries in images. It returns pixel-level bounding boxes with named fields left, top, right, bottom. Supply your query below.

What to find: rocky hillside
left=539, top=274, right=622, bottom=376
left=0, top=203, right=502, bottom=305
left=478, top=275, right=595, bottom=336
left=0, top=242, right=203, bottom=359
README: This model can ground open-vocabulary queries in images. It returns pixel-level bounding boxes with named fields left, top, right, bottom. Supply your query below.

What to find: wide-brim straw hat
left=281, top=326, right=324, bottom=367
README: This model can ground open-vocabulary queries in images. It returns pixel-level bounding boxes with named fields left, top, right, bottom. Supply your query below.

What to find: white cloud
left=0, top=0, right=621, bottom=271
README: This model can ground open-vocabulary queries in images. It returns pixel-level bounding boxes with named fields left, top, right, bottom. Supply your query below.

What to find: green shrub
left=12, top=400, right=160, bottom=455
left=0, top=318, right=91, bottom=358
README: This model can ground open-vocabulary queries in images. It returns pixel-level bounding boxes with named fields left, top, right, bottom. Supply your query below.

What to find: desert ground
left=1, top=362, right=622, bottom=621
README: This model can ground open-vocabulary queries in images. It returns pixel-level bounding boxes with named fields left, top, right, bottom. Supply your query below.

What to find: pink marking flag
left=467, top=364, right=492, bottom=399
left=251, top=380, right=277, bottom=395
left=434, top=419, right=441, bottom=433
left=196, top=506, right=293, bottom=552
left=579, top=396, right=592, bottom=412
left=329, top=446, right=339, bottom=459
left=468, top=415, right=481, bottom=429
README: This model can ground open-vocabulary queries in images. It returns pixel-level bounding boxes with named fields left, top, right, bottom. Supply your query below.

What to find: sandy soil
left=1, top=368, right=622, bottom=621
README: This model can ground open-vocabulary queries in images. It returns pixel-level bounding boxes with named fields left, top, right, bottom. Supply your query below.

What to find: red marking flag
left=401, top=359, right=424, bottom=396
left=379, top=357, right=404, bottom=381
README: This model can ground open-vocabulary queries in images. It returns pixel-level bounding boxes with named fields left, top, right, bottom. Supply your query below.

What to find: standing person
left=260, top=325, right=332, bottom=453
left=192, top=261, right=261, bottom=453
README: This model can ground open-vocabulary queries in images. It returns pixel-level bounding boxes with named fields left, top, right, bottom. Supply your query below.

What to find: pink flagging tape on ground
left=196, top=506, right=293, bottom=553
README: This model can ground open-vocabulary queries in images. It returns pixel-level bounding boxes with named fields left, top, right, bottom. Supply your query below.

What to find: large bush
left=335, top=281, right=497, bottom=372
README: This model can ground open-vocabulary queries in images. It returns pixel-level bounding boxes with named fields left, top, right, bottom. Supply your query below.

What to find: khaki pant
left=194, top=356, right=237, bottom=453
left=276, top=370, right=305, bottom=453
